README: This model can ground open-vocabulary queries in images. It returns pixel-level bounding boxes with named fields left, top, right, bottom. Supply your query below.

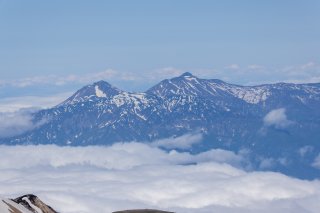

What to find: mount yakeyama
left=1, top=72, right=320, bottom=178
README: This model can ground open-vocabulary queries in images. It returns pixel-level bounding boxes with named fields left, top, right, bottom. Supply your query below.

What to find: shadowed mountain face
left=1, top=73, right=320, bottom=179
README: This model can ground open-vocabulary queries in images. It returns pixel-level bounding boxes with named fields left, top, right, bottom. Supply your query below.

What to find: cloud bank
left=0, top=143, right=320, bottom=213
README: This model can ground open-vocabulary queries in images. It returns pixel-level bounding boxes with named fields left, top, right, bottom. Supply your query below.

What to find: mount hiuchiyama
left=2, top=72, right=320, bottom=178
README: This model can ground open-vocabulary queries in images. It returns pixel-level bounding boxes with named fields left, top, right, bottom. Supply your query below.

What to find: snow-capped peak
left=147, top=73, right=274, bottom=103
left=147, top=72, right=220, bottom=97
left=58, top=80, right=121, bottom=106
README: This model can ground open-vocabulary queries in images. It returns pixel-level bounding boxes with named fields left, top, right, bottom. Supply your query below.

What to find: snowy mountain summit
left=1, top=73, right=320, bottom=178
left=60, top=80, right=122, bottom=106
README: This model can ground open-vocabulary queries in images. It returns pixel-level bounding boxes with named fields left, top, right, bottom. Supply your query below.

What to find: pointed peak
left=91, top=80, right=122, bottom=92
left=92, top=80, right=112, bottom=87
left=58, top=80, right=122, bottom=106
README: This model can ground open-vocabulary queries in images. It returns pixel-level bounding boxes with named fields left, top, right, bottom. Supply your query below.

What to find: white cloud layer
left=0, top=143, right=320, bottom=213
left=263, top=108, right=293, bottom=128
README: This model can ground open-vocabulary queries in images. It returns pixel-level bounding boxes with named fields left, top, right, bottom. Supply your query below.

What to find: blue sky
left=0, top=0, right=319, bottom=101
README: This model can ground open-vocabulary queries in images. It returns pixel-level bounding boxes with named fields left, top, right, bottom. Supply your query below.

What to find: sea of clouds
left=0, top=142, right=320, bottom=213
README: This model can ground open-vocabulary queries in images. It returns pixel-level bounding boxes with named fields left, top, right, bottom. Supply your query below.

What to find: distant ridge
left=1, top=73, right=320, bottom=179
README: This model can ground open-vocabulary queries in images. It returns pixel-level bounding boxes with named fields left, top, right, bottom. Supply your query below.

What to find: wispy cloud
left=4, top=69, right=136, bottom=88
left=300, top=62, right=317, bottom=70
left=225, top=64, right=240, bottom=70
left=218, top=61, right=320, bottom=85
left=247, top=64, right=264, bottom=70
left=147, top=67, right=184, bottom=80
left=0, top=144, right=319, bottom=213
left=1, top=61, right=319, bottom=91
left=312, top=154, right=320, bottom=169
left=263, top=108, right=293, bottom=129
left=298, top=146, right=314, bottom=157
left=151, top=133, right=202, bottom=149
left=0, top=109, right=47, bottom=138
left=0, top=92, right=72, bottom=113
left=258, top=157, right=288, bottom=169
left=279, top=61, right=320, bottom=83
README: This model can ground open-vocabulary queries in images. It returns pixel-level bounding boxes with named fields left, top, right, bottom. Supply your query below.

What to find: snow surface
left=150, top=76, right=275, bottom=104
left=227, top=86, right=271, bottom=104
left=0, top=199, right=33, bottom=213
left=22, top=197, right=43, bottom=213
left=95, top=85, right=107, bottom=98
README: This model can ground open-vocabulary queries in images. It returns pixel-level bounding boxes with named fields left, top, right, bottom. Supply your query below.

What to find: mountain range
left=1, top=72, right=320, bottom=179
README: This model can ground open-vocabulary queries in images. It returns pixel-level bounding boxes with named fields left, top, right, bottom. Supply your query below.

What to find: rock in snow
left=0, top=195, right=172, bottom=213
left=0, top=194, right=57, bottom=213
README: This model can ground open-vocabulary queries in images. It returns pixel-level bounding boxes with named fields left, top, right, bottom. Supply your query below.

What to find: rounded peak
left=180, top=72, right=194, bottom=77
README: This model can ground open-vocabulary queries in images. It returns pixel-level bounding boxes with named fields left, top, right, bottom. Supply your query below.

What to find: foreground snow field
left=0, top=143, right=320, bottom=213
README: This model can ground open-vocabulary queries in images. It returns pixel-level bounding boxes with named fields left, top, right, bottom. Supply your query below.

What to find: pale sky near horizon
left=0, top=0, right=319, bottom=101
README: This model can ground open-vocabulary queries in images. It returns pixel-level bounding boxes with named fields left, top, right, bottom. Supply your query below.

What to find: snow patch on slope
left=112, top=92, right=149, bottom=108
left=22, top=197, right=44, bottom=213
left=228, top=87, right=271, bottom=104
left=95, top=85, right=107, bottom=98
left=206, top=81, right=271, bottom=104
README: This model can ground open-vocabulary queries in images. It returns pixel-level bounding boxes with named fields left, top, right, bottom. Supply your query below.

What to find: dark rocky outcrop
left=12, top=194, right=57, bottom=213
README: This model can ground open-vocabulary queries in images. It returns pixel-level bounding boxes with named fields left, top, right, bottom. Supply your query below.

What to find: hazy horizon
left=0, top=0, right=319, bottom=104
